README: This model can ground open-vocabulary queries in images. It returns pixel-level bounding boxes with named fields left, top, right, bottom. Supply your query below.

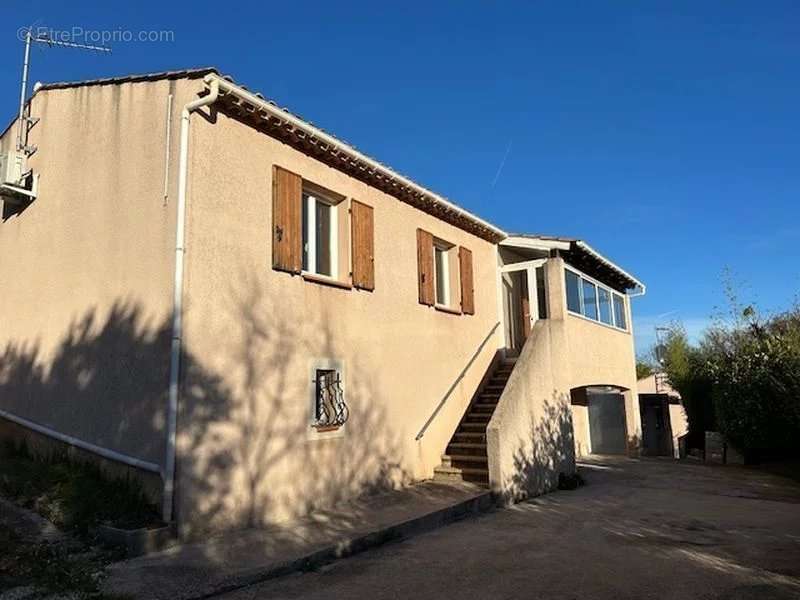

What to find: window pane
left=536, top=266, right=547, bottom=319
left=582, top=279, right=598, bottom=320
left=302, top=193, right=310, bottom=271
left=315, top=201, right=332, bottom=276
left=613, top=294, right=627, bottom=329
left=565, top=270, right=581, bottom=313
left=598, top=287, right=612, bottom=324
left=435, top=246, right=448, bottom=305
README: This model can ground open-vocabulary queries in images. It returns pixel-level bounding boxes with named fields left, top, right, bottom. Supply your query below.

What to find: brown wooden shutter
left=350, top=200, right=375, bottom=290
left=272, top=166, right=303, bottom=273
left=459, top=246, right=475, bottom=315
left=417, top=229, right=434, bottom=306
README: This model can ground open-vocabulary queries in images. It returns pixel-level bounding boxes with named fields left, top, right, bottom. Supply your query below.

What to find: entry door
left=501, top=260, right=544, bottom=353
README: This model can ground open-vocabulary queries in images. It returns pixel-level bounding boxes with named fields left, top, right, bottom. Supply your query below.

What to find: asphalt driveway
left=219, top=457, right=800, bottom=600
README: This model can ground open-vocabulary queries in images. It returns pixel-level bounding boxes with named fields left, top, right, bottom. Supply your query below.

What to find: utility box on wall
left=0, top=152, right=26, bottom=186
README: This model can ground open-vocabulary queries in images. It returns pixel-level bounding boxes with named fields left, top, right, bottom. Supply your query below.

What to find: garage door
left=588, top=392, right=627, bottom=454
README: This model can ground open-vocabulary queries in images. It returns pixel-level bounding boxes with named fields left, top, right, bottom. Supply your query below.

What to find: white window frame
left=612, top=292, right=627, bottom=330
left=597, top=285, right=613, bottom=326
left=434, top=243, right=451, bottom=308
left=303, top=191, right=338, bottom=279
left=564, top=266, right=628, bottom=332
left=581, top=277, right=598, bottom=321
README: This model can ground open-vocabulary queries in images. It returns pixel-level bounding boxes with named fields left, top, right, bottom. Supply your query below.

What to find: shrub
left=0, top=441, right=162, bottom=533
left=659, top=304, right=800, bottom=460
left=706, top=310, right=800, bottom=459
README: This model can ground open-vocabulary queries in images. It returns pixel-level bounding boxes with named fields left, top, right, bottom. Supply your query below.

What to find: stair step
left=453, top=432, right=486, bottom=443
left=465, top=413, right=491, bottom=422
left=442, top=453, right=488, bottom=464
left=447, top=442, right=487, bottom=453
left=433, top=465, right=489, bottom=485
left=471, top=404, right=496, bottom=413
left=459, top=422, right=487, bottom=432
left=434, top=465, right=488, bottom=475
left=447, top=441, right=487, bottom=448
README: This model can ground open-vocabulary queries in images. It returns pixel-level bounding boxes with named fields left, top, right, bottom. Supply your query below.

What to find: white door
left=500, top=260, right=545, bottom=354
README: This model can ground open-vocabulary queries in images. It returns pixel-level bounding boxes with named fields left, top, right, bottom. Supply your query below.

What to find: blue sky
left=2, top=1, right=798, bottom=354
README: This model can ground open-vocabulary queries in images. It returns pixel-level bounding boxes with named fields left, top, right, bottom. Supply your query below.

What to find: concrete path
left=219, top=457, right=800, bottom=600
left=102, top=479, right=492, bottom=599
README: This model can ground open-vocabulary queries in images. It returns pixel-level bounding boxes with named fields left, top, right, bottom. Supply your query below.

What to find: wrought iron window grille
left=313, top=369, right=349, bottom=428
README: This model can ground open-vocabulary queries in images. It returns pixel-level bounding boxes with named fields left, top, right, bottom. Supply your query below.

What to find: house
left=637, top=373, right=689, bottom=458
left=0, top=68, right=645, bottom=537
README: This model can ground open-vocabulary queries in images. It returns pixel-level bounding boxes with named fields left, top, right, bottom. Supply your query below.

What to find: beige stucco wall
left=552, top=258, right=641, bottom=457
left=486, top=319, right=575, bottom=500
left=487, top=257, right=641, bottom=499
left=0, top=78, right=201, bottom=470
left=176, top=106, right=501, bottom=535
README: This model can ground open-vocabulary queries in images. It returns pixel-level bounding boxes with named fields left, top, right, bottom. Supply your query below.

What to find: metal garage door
left=588, top=392, right=627, bottom=454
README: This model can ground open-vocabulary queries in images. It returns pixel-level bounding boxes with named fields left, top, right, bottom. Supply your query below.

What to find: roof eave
left=501, top=234, right=645, bottom=295
left=500, top=235, right=571, bottom=252
left=202, top=73, right=507, bottom=244
left=575, top=240, right=646, bottom=295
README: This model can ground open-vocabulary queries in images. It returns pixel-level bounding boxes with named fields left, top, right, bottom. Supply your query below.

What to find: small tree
left=659, top=324, right=714, bottom=450
left=636, top=360, right=655, bottom=380
left=705, top=307, right=800, bottom=459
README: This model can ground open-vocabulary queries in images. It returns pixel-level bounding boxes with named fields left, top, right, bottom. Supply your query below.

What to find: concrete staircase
left=433, top=358, right=516, bottom=486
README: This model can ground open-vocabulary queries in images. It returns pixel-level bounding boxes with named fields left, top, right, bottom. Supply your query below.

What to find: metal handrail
left=415, top=322, right=501, bottom=440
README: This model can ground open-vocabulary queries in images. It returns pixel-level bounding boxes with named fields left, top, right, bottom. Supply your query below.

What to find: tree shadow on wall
left=507, top=392, right=576, bottom=502
left=0, top=277, right=413, bottom=548
left=174, top=271, right=409, bottom=539
left=0, top=301, right=182, bottom=473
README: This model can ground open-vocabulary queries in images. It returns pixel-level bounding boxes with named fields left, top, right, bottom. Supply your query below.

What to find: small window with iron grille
left=312, top=366, right=349, bottom=431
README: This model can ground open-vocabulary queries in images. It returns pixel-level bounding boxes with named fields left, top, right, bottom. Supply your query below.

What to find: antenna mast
left=16, top=27, right=111, bottom=152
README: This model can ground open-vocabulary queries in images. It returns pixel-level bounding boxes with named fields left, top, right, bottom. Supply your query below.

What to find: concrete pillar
left=623, top=388, right=642, bottom=457
left=545, top=257, right=566, bottom=321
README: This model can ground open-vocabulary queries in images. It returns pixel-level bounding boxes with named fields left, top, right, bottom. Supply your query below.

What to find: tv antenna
left=17, top=27, right=111, bottom=152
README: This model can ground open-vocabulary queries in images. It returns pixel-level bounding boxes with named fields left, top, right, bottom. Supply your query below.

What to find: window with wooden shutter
left=350, top=200, right=374, bottom=290
left=459, top=246, right=475, bottom=315
left=272, top=165, right=303, bottom=273
left=416, top=229, right=435, bottom=306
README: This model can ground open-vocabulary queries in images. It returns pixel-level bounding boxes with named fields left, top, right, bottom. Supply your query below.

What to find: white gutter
left=163, top=80, right=220, bottom=522
left=202, top=74, right=507, bottom=241
left=0, top=408, right=161, bottom=473
left=500, top=236, right=571, bottom=253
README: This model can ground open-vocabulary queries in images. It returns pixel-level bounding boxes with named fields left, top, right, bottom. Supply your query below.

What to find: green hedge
left=661, top=308, right=800, bottom=459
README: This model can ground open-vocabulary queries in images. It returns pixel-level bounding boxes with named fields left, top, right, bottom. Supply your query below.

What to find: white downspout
left=163, top=80, right=219, bottom=522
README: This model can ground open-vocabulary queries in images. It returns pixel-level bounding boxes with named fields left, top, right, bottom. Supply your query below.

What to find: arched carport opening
left=571, top=385, right=629, bottom=455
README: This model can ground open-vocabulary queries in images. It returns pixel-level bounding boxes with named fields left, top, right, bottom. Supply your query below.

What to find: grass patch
left=0, top=441, right=162, bottom=534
